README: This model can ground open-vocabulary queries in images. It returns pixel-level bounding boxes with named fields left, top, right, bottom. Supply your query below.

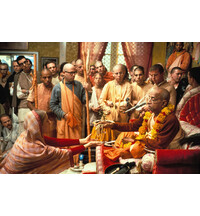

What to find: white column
left=59, top=42, right=66, bottom=64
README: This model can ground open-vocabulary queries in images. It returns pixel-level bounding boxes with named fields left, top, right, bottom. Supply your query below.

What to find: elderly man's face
left=1, top=116, right=12, bottom=130
left=63, top=65, right=77, bottom=82
left=0, top=65, right=8, bottom=77
left=146, top=90, right=165, bottom=115
left=149, top=70, right=164, bottom=85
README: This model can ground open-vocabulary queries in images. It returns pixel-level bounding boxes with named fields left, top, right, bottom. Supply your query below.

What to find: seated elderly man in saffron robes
left=101, top=87, right=184, bottom=161
left=0, top=110, right=101, bottom=174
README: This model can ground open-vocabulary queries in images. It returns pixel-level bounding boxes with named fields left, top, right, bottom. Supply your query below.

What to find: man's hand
left=83, top=82, right=92, bottom=92
left=122, top=137, right=135, bottom=144
left=95, top=121, right=115, bottom=129
left=79, top=134, right=92, bottom=145
left=63, top=113, right=68, bottom=120
left=84, top=140, right=103, bottom=148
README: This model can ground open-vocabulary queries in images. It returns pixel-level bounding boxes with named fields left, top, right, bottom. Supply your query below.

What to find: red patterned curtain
left=121, top=42, right=153, bottom=78
left=79, top=42, right=108, bottom=65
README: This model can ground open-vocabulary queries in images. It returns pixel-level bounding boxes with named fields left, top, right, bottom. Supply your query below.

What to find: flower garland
left=136, top=104, right=175, bottom=140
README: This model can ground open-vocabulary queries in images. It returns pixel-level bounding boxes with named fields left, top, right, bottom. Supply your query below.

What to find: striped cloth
left=0, top=110, right=73, bottom=174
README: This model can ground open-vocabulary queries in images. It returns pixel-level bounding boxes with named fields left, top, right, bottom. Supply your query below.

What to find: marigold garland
left=136, top=104, right=175, bottom=140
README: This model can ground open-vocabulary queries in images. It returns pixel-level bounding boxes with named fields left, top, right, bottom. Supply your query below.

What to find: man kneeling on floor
left=102, top=87, right=184, bottom=161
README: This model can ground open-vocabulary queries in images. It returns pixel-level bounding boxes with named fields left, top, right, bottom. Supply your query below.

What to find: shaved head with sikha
left=40, top=69, right=52, bottom=88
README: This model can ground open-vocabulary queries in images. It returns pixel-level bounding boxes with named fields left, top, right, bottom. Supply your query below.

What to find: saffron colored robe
left=104, top=112, right=184, bottom=161
left=166, top=49, right=191, bottom=73
left=57, top=81, right=82, bottom=139
left=27, top=83, right=57, bottom=137
left=99, top=80, right=132, bottom=123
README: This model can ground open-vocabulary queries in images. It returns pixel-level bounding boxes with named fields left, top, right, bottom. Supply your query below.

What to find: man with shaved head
left=102, top=87, right=184, bottom=161
left=75, top=59, right=84, bottom=83
left=50, top=63, right=92, bottom=165
left=27, top=69, right=56, bottom=137
left=99, top=64, right=132, bottom=123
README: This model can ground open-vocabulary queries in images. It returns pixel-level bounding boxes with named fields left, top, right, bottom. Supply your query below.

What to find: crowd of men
left=0, top=42, right=200, bottom=165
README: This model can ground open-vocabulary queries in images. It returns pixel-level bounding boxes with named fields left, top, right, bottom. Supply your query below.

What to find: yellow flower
left=138, top=104, right=173, bottom=141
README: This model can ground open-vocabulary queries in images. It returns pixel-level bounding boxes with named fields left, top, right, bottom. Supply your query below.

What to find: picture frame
left=41, top=57, right=59, bottom=71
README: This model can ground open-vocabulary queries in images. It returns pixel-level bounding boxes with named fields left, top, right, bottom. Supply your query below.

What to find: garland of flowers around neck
left=136, top=104, right=175, bottom=140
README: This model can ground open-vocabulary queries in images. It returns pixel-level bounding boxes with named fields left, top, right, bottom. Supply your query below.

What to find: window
left=0, top=51, right=38, bottom=73
left=102, top=42, right=126, bottom=71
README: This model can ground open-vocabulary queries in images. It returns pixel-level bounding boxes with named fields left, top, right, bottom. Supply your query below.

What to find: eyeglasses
left=146, top=96, right=161, bottom=103
left=0, top=68, right=8, bottom=71
left=19, top=60, right=27, bottom=66
left=64, top=71, right=77, bottom=75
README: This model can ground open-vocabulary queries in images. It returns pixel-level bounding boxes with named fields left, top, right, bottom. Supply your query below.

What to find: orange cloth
left=57, top=81, right=82, bottom=139
left=27, top=83, right=57, bottom=137
left=166, top=49, right=191, bottom=72
left=0, top=110, right=73, bottom=174
left=99, top=80, right=132, bottom=122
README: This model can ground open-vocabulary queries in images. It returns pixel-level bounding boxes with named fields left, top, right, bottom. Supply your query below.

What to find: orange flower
left=138, top=104, right=174, bottom=140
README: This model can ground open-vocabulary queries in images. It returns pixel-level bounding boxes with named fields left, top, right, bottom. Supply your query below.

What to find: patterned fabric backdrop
left=79, top=42, right=108, bottom=65
left=121, top=42, right=153, bottom=78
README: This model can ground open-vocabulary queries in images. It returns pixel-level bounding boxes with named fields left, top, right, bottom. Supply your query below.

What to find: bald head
left=63, top=63, right=76, bottom=72
left=112, top=64, right=128, bottom=84
left=40, top=68, right=52, bottom=87
left=113, top=64, right=126, bottom=72
left=41, top=68, right=51, bottom=76
left=75, top=59, right=83, bottom=76
left=149, top=87, right=170, bottom=103
left=63, top=63, right=77, bottom=82
left=75, top=59, right=83, bottom=65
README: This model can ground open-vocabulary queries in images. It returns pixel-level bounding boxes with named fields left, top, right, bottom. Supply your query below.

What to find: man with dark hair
left=130, top=66, right=153, bottom=119
left=169, top=67, right=188, bottom=106
left=16, top=55, right=26, bottom=72
left=129, top=65, right=138, bottom=83
left=12, top=56, right=26, bottom=116
left=166, top=42, right=191, bottom=77
left=45, top=60, right=59, bottom=85
left=149, top=64, right=176, bottom=106
left=16, top=58, right=33, bottom=134
left=0, top=63, right=11, bottom=115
